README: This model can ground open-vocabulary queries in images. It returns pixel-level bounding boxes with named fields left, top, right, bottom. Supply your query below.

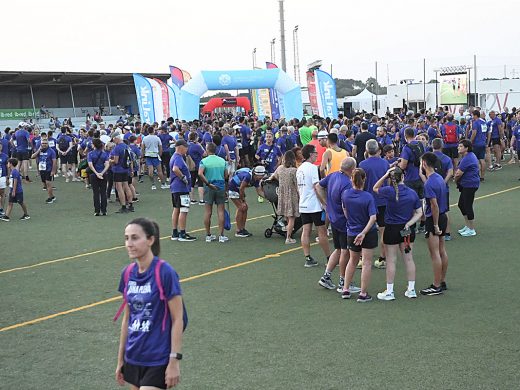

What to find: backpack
left=129, top=148, right=138, bottom=171
left=113, top=259, right=188, bottom=332
left=433, top=158, right=444, bottom=177
left=284, top=136, right=293, bottom=153
left=121, top=146, right=132, bottom=170
left=407, top=142, right=425, bottom=167
left=58, top=135, right=69, bottom=152
left=444, top=123, right=458, bottom=144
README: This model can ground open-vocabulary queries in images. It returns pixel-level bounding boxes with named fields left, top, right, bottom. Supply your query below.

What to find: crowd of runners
left=1, top=106, right=519, bottom=298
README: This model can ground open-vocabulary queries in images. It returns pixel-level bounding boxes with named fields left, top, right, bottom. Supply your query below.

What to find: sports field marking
left=1, top=184, right=518, bottom=333
left=0, top=213, right=271, bottom=275
left=0, top=243, right=310, bottom=333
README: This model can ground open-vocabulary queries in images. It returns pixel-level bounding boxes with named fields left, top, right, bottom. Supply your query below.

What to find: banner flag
left=266, top=62, right=281, bottom=119
left=153, top=78, right=170, bottom=121
left=314, top=69, right=338, bottom=118
left=169, top=66, right=186, bottom=89
left=133, top=74, right=155, bottom=124
left=306, top=71, right=319, bottom=115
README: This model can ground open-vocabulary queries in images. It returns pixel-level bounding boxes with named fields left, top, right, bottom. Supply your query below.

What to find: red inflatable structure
left=202, top=97, right=251, bottom=114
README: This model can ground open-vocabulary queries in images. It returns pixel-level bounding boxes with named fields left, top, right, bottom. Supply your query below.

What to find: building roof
left=0, top=71, right=170, bottom=86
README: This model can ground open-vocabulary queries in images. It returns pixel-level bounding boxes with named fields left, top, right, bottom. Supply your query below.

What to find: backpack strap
left=113, top=262, right=136, bottom=322
left=155, top=259, right=169, bottom=332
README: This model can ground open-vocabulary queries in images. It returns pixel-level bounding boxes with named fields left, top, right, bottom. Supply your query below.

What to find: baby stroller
left=261, top=180, right=302, bottom=239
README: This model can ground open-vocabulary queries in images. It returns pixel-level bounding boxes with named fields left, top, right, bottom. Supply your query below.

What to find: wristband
left=169, top=352, right=183, bottom=360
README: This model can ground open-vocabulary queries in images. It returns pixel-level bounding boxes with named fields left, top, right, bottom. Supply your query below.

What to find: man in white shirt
left=141, top=126, right=167, bottom=189
left=297, top=144, right=331, bottom=268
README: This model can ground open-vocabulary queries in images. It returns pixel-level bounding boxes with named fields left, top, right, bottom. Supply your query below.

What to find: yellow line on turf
left=0, top=243, right=314, bottom=333
left=0, top=213, right=272, bottom=275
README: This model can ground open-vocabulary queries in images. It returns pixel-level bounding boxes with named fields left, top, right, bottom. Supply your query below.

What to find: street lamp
left=270, top=38, right=276, bottom=63
left=293, top=25, right=300, bottom=84
left=252, top=48, right=257, bottom=69
left=370, top=83, right=375, bottom=112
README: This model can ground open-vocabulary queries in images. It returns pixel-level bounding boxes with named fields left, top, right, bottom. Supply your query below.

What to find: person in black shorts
left=374, top=167, right=423, bottom=300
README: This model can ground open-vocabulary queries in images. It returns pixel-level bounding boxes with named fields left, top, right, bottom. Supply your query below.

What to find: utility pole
left=252, top=48, right=257, bottom=69
left=270, top=38, right=276, bottom=63
left=279, top=0, right=287, bottom=71
left=293, top=25, right=300, bottom=84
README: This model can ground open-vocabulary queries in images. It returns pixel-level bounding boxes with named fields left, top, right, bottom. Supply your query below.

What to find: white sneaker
left=348, top=284, right=362, bottom=294
left=458, top=226, right=469, bottom=234
left=285, top=238, right=297, bottom=244
left=405, top=289, right=417, bottom=299
left=205, top=234, right=217, bottom=242
left=111, top=189, right=116, bottom=196
left=377, top=290, right=395, bottom=301
left=161, top=183, right=169, bottom=189
left=218, top=235, right=229, bottom=243
left=460, top=228, right=476, bottom=237
left=151, top=185, right=157, bottom=190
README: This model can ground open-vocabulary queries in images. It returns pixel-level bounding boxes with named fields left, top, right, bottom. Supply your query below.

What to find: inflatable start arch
left=179, top=69, right=302, bottom=120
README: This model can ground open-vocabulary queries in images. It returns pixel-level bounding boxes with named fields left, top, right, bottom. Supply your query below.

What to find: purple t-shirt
left=222, top=135, right=237, bottom=161
left=169, top=152, right=191, bottom=193
left=457, top=152, right=480, bottom=189
left=256, top=143, right=282, bottom=173
left=341, top=188, right=377, bottom=236
left=239, top=124, right=252, bottom=144
left=187, top=143, right=205, bottom=170
left=118, top=258, right=182, bottom=366
left=0, top=152, right=8, bottom=177
left=471, top=119, right=488, bottom=147
left=319, top=171, right=352, bottom=232
left=400, top=141, right=422, bottom=182
left=158, top=133, right=173, bottom=150
left=110, top=143, right=130, bottom=174
left=359, top=156, right=390, bottom=207
left=15, top=129, right=30, bottom=152
left=37, top=148, right=56, bottom=172
left=433, top=151, right=453, bottom=183
left=488, top=117, right=502, bottom=139
left=87, top=149, right=109, bottom=173
left=378, top=184, right=421, bottom=225
left=424, top=172, right=448, bottom=217
left=9, top=168, right=23, bottom=193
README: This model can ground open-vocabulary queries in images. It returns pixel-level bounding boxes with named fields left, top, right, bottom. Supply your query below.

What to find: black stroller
left=261, top=180, right=302, bottom=238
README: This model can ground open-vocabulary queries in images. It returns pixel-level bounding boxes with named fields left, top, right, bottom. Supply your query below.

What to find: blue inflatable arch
left=179, top=69, right=302, bottom=120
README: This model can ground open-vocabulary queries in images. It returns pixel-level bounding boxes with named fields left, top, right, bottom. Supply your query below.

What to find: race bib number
left=481, top=124, right=487, bottom=133
left=39, top=160, right=47, bottom=171
left=49, top=140, right=55, bottom=148
left=180, top=194, right=190, bottom=207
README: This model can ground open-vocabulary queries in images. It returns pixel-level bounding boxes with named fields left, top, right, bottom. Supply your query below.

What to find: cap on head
left=317, top=130, right=328, bottom=139
left=175, top=139, right=188, bottom=148
left=252, top=165, right=267, bottom=177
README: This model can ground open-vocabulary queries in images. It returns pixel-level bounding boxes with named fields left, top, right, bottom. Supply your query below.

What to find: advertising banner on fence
left=0, top=109, right=36, bottom=120
left=306, top=71, right=319, bottom=115
left=133, top=74, right=155, bottom=124
left=314, top=69, right=338, bottom=118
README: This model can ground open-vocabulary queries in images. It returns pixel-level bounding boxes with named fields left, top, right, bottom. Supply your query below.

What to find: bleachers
left=0, top=115, right=127, bottom=132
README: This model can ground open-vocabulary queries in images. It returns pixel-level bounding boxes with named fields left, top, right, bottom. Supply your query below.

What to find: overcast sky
left=2, top=0, right=520, bottom=85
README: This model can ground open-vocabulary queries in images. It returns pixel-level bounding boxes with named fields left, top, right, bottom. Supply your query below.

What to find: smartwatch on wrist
left=169, top=352, right=183, bottom=360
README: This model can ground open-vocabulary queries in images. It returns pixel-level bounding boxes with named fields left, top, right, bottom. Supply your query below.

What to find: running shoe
left=151, top=185, right=157, bottom=190
left=115, top=207, right=128, bottom=214
left=127, top=205, right=135, bottom=212
left=416, top=225, right=426, bottom=234
left=494, top=164, right=503, bottom=170
left=102, top=212, right=107, bottom=216
left=178, top=234, right=197, bottom=242
left=199, top=200, right=205, bottom=205
left=45, top=197, right=55, bottom=204
left=318, top=276, right=336, bottom=290
left=160, top=183, right=169, bottom=189
left=458, top=226, right=469, bottom=234
left=420, top=284, right=443, bottom=296
left=304, top=256, right=319, bottom=268
left=487, top=166, right=495, bottom=172
left=341, top=290, right=351, bottom=299
left=205, top=234, right=217, bottom=243
left=132, top=198, right=139, bottom=203
left=190, top=199, right=197, bottom=204
left=357, top=293, right=372, bottom=303
left=460, top=229, right=476, bottom=237
left=94, top=212, right=100, bottom=216
left=285, top=238, right=297, bottom=244
left=374, top=258, right=386, bottom=269
left=377, top=290, right=395, bottom=301
left=348, top=284, right=362, bottom=294
left=0, top=215, right=10, bottom=222
left=0, top=209, right=4, bottom=216
left=440, top=281, right=448, bottom=291
left=444, top=233, right=452, bottom=241
left=218, top=235, right=229, bottom=243
left=404, top=289, right=417, bottom=298
left=171, top=232, right=179, bottom=241
left=20, top=214, right=31, bottom=220
left=336, top=280, right=345, bottom=293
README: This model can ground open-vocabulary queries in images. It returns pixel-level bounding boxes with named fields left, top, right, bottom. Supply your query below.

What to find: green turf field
left=1, top=165, right=520, bottom=389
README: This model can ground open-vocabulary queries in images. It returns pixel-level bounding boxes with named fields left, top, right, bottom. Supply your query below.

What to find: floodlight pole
left=271, top=38, right=276, bottom=63
left=106, top=84, right=112, bottom=115
left=69, top=84, right=76, bottom=117
left=279, top=0, right=287, bottom=72
left=293, top=25, right=300, bottom=84
left=29, top=84, right=36, bottom=120
left=252, top=48, right=257, bottom=69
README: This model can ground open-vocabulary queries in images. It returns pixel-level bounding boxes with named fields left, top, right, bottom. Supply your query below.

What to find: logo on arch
left=218, top=74, right=232, bottom=86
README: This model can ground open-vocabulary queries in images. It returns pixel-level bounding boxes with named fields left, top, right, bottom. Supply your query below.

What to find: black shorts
left=113, top=172, right=129, bottom=183
left=240, top=145, right=252, bottom=157
left=39, top=170, right=52, bottom=183
left=60, top=154, right=72, bottom=164
left=122, top=362, right=167, bottom=390
left=347, top=230, right=378, bottom=252
left=490, top=138, right=501, bottom=147
left=331, top=226, right=348, bottom=250
left=442, top=147, right=458, bottom=159
left=171, top=192, right=190, bottom=209
left=190, top=171, right=203, bottom=187
left=301, top=211, right=325, bottom=227
left=9, top=192, right=24, bottom=204
left=16, top=151, right=30, bottom=161
left=127, top=173, right=133, bottom=185
left=383, top=223, right=416, bottom=245
left=425, top=213, right=448, bottom=238
left=473, top=145, right=486, bottom=160
left=376, top=206, right=386, bottom=228
left=70, top=151, right=78, bottom=165
left=405, top=180, right=424, bottom=200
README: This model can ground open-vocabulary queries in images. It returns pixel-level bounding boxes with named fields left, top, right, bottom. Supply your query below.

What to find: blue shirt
left=201, top=132, right=213, bottom=148
left=276, top=135, right=295, bottom=154
left=433, top=151, right=453, bottom=182
left=319, top=171, right=352, bottom=232
left=37, top=148, right=56, bottom=172
left=512, top=123, right=520, bottom=149
left=9, top=168, right=23, bottom=193
left=488, top=117, right=502, bottom=139
left=376, top=135, right=393, bottom=146
left=0, top=152, right=8, bottom=177
left=401, top=141, right=422, bottom=182
left=158, top=133, right=173, bottom=150
left=441, top=122, right=462, bottom=147
left=229, top=168, right=259, bottom=192
left=424, top=173, right=448, bottom=217
left=118, top=257, right=182, bottom=366
left=256, top=143, right=282, bottom=174
left=187, top=143, right=205, bottom=169
left=368, top=123, right=378, bottom=135
left=215, top=145, right=227, bottom=160
left=239, top=124, right=252, bottom=144
left=15, top=129, right=30, bottom=152
left=169, top=152, right=191, bottom=193
left=457, top=152, right=480, bottom=189
left=130, top=144, right=141, bottom=172
left=342, top=188, right=377, bottom=236
left=471, top=119, right=489, bottom=147
left=110, top=143, right=130, bottom=174
left=87, top=149, right=109, bottom=173
left=378, top=184, right=421, bottom=225
left=222, top=135, right=237, bottom=161
left=359, top=156, right=390, bottom=207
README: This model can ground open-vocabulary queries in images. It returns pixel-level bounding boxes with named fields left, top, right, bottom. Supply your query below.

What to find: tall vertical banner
left=169, top=66, right=186, bottom=89
left=314, top=69, right=338, bottom=118
left=166, top=83, right=178, bottom=119
left=153, top=78, right=170, bottom=121
left=133, top=74, right=155, bottom=124
left=266, top=62, right=281, bottom=119
left=147, top=78, right=167, bottom=122
left=306, top=71, right=319, bottom=115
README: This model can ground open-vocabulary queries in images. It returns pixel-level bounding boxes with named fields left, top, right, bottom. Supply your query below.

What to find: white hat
left=252, top=165, right=267, bottom=177
left=100, top=134, right=111, bottom=144
left=233, top=124, right=241, bottom=130
left=317, top=130, right=328, bottom=139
